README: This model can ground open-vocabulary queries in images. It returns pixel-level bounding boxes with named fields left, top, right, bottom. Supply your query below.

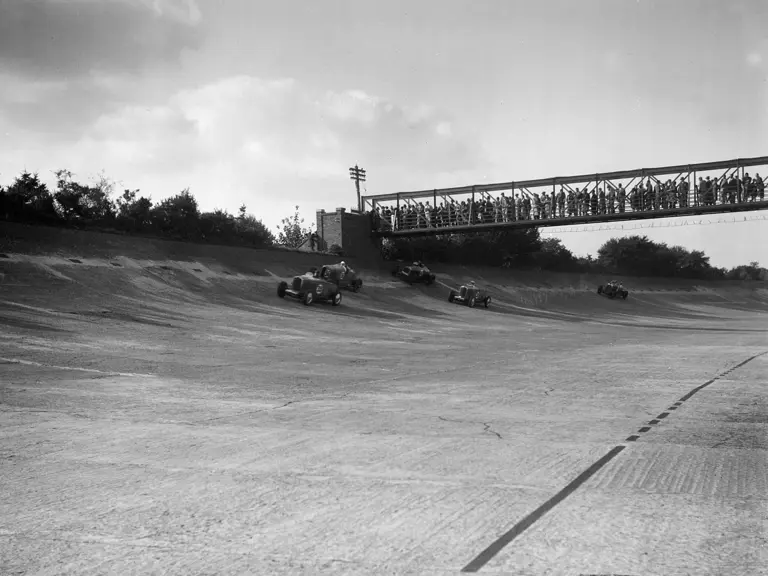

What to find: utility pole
left=349, top=164, right=366, bottom=212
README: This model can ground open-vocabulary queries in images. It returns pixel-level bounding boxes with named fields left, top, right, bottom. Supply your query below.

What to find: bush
left=380, top=227, right=761, bottom=281
left=0, top=168, right=275, bottom=249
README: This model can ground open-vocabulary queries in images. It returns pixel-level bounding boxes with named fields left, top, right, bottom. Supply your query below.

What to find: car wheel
left=391, top=267, right=399, bottom=277
left=303, top=292, right=314, bottom=306
left=448, top=290, right=456, bottom=303
left=597, top=285, right=603, bottom=294
left=332, top=292, right=342, bottom=306
left=468, top=296, right=476, bottom=308
left=277, top=281, right=287, bottom=298
left=484, top=297, right=491, bottom=308
left=622, top=292, right=628, bottom=300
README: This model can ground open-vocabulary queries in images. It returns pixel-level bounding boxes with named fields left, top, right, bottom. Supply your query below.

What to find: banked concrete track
left=1, top=224, right=767, bottom=576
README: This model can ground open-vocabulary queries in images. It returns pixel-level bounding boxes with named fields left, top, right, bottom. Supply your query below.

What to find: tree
left=725, top=261, right=766, bottom=281
left=150, top=187, right=200, bottom=239
left=115, top=189, right=153, bottom=230
left=2, top=170, right=57, bottom=221
left=53, top=169, right=89, bottom=221
left=533, top=237, right=578, bottom=270
left=52, top=169, right=116, bottom=222
left=236, top=204, right=275, bottom=247
left=277, top=205, right=313, bottom=249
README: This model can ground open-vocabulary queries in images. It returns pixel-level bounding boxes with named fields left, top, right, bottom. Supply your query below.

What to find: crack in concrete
left=438, top=416, right=503, bottom=440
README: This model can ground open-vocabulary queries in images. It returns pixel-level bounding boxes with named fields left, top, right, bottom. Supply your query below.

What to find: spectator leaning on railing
left=366, top=173, right=766, bottom=232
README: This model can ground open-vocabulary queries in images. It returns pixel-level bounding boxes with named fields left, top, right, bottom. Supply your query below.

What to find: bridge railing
left=361, top=156, right=768, bottom=234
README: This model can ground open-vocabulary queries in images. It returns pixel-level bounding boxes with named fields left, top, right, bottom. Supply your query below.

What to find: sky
left=0, top=0, right=766, bottom=268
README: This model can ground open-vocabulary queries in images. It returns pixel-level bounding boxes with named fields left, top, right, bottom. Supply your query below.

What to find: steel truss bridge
left=361, top=156, right=768, bottom=237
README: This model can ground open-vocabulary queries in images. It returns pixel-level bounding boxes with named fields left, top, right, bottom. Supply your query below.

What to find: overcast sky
left=1, top=0, right=766, bottom=267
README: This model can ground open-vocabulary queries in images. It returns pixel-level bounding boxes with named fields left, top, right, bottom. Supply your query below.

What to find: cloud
left=1, top=75, right=485, bottom=226
left=0, top=0, right=203, bottom=79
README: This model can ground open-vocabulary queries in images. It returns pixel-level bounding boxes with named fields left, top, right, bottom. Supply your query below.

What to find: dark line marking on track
left=667, top=406, right=677, bottom=410
left=675, top=352, right=767, bottom=403
left=68, top=258, right=82, bottom=264
left=461, top=445, right=625, bottom=573
left=110, top=262, right=122, bottom=267
left=193, top=268, right=202, bottom=272
left=648, top=419, right=660, bottom=425
left=657, top=412, right=669, bottom=419
left=0, top=253, right=9, bottom=259
left=625, top=435, right=639, bottom=442
left=460, top=350, right=768, bottom=572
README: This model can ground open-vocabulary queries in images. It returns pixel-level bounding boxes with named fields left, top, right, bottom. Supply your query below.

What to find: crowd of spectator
left=370, top=172, right=765, bottom=231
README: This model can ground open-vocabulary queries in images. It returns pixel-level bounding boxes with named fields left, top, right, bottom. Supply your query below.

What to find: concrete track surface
left=1, top=225, right=768, bottom=576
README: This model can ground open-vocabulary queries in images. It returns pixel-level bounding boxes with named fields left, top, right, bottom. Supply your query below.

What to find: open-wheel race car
left=448, top=282, right=491, bottom=308
left=391, top=261, right=436, bottom=285
left=308, top=262, right=362, bottom=292
left=597, top=280, right=629, bottom=300
left=277, top=265, right=343, bottom=306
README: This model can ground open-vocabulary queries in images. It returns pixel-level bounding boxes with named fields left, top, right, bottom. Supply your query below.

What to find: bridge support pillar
left=315, top=207, right=381, bottom=265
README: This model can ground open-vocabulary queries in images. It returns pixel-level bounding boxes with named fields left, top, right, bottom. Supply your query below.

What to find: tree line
left=383, top=229, right=765, bottom=281
left=0, top=170, right=314, bottom=250
left=1, top=168, right=763, bottom=280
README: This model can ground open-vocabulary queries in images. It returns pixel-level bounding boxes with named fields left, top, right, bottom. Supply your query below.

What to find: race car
left=448, top=282, right=491, bottom=308
left=309, top=262, right=363, bottom=292
left=277, top=265, right=343, bottom=306
left=391, top=260, right=436, bottom=285
left=597, top=280, right=628, bottom=300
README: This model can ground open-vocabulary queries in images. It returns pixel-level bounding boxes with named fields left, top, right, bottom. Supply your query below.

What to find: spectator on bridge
left=566, top=190, right=575, bottom=216
left=744, top=173, right=757, bottom=202
left=726, top=176, right=738, bottom=204
left=617, top=184, right=626, bottom=213
left=677, top=178, right=689, bottom=207
left=756, top=173, right=765, bottom=201
left=575, top=188, right=584, bottom=216
left=556, top=188, right=566, bottom=217
left=713, top=177, right=724, bottom=205
left=598, top=188, right=606, bottom=214
left=590, top=190, right=598, bottom=215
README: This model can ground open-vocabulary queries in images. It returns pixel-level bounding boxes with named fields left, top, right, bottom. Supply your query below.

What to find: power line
left=541, top=213, right=768, bottom=235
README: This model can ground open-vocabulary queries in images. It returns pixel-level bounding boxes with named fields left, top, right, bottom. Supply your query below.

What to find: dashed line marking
left=460, top=350, right=767, bottom=572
